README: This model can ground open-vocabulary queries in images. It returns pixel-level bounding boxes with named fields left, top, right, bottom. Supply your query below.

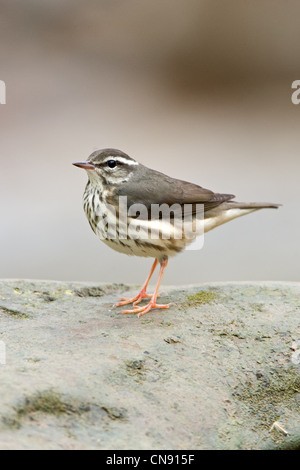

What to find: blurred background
left=0, top=0, right=299, bottom=286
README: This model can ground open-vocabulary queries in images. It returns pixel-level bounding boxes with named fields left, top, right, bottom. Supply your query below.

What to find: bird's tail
left=225, top=201, right=281, bottom=210
left=203, top=200, right=281, bottom=232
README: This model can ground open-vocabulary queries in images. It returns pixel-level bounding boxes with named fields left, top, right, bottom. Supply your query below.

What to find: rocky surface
left=0, top=279, right=299, bottom=450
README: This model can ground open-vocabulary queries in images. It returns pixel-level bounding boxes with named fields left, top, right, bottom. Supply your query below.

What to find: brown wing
left=179, top=179, right=234, bottom=213
left=113, top=165, right=235, bottom=219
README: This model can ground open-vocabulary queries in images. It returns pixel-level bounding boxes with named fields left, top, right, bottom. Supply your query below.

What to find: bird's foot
left=121, top=301, right=171, bottom=317
left=116, top=291, right=159, bottom=307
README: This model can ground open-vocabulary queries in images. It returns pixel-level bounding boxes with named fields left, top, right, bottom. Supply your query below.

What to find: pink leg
left=116, top=259, right=158, bottom=307
left=122, top=258, right=170, bottom=317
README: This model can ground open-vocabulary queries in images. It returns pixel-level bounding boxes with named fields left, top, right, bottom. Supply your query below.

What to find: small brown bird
left=73, top=148, right=279, bottom=317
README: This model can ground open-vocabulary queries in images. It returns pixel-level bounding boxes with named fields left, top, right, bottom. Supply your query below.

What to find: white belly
left=84, top=187, right=256, bottom=259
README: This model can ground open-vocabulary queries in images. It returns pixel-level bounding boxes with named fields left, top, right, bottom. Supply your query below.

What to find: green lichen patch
left=1, top=416, right=21, bottom=430
left=15, top=390, right=80, bottom=418
left=186, top=290, right=220, bottom=307
left=0, top=305, right=29, bottom=319
left=232, top=367, right=300, bottom=429
left=2, top=389, right=127, bottom=431
left=26, top=357, right=41, bottom=363
left=2, top=391, right=79, bottom=430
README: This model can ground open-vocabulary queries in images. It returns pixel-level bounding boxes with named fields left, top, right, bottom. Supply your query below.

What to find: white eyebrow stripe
left=103, top=156, right=139, bottom=166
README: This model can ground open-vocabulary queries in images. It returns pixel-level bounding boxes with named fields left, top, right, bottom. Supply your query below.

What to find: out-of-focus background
left=0, top=0, right=299, bottom=285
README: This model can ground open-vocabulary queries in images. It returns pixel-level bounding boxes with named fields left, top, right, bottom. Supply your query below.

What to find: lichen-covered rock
left=0, top=280, right=299, bottom=450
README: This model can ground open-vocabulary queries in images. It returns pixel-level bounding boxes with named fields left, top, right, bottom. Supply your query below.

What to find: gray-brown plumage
left=73, top=148, right=280, bottom=317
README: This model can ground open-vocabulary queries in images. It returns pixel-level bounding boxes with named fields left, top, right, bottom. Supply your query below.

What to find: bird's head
left=73, top=148, right=139, bottom=185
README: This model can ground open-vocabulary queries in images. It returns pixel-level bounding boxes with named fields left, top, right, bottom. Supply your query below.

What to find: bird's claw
left=116, top=292, right=159, bottom=307
left=122, top=302, right=171, bottom=317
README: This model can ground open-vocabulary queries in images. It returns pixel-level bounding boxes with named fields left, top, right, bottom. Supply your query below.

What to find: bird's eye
left=107, top=160, right=117, bottom=169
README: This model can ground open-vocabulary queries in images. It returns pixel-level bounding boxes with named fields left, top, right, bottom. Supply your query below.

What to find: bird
left=73, top=148, right=279, bottom=317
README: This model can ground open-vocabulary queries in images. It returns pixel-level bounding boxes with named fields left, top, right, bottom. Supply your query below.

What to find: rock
left=0, top=280, right=299, bottom=450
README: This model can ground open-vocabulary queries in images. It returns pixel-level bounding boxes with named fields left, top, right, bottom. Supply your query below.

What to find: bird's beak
left=72, top=161, right=96, bottom=170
